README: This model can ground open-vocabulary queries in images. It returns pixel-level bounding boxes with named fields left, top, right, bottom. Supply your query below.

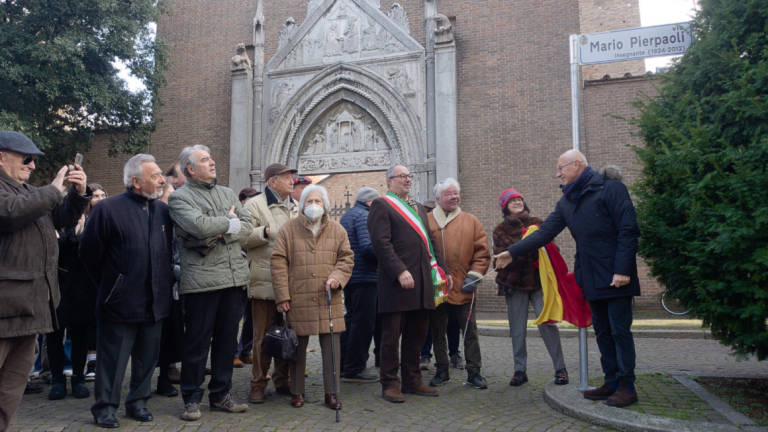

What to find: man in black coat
left=495, top=149, right=641, bottom=408
left=80, top=154, right=175, bottom=428
left=368, top=165, right=451, bottom=403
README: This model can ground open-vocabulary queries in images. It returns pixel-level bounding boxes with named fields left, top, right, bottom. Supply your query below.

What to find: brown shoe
left=290, top=394, right=304, bottom=407
left=240, top=354, right=253, bottom=364
left=583, top=383, right=616, bottom=400
left=248, top=386, right=265, bottom=404
left=605, top=386, right=638, bottom=407
left=233, top=357, right=244, bottom=368
left=324, top=393, right=342, bottom=410
left=382, top=387, right=405, bottom=403
left=403, top=383, right=439, bottom=397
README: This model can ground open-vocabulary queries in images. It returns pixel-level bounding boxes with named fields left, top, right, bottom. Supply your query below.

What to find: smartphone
left=74, top=152, right=83, bottom=167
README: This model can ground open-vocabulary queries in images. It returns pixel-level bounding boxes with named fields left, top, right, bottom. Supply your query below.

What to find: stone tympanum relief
left=298, top=102, right=391, bottom=173
left=278, top=0, right=410, bottom=70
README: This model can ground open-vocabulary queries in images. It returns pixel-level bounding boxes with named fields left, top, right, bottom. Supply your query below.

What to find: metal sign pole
left=570, top=33, right=592, bottom=391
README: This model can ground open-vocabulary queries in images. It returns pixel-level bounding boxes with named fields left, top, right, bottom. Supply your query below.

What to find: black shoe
left=85, top=360, right=96, bottom=382
left=466, top=373, right=488, bottom=389
left=71, top=376, right=90, bottom=399
left=342, top=372, right=379, bottom=383
left=429, top=371, right=450, bottom=387
left=91, top=408, right=119, bottom=429
left=126, top=406, right=153, bottom=422
left=48, top=375, right=67, bottom=400
left=554, top=368, right=569, bottom=385
left=24, top=380, right=43, bottom=394
left=156, top=379, right=179, bottom=397
left=509, top=371, right=528, bottom=387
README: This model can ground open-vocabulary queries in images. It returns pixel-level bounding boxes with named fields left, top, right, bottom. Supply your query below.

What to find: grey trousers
left=505, top=290, right=565, bottom=373
left=430, top=302, right=482, bottom=375
left=0, top=335, right=36, bottom=432
left=92, top=319, right=163, bottom=415
left=290, top=333, right=341, bottom=396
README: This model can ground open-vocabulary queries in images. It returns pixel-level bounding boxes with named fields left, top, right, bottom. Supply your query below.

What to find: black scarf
left=561, top=166, right=595, bottom=202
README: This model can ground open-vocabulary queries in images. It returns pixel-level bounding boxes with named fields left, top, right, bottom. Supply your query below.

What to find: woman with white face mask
left=270, top=185, right=354, bottom=410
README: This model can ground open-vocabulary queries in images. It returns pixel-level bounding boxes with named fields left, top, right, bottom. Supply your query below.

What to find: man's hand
left=398, top=270, right=414, bottom=289
left=228, top=205, right=236, bottom=217
left=51, top=166, right=69, bottom=195
left=461, top=274, right=480, bottom=294
left=494, top=251, right=513, bottom=270
left=66, top=163, right=87, bottom=195
left=277, top=300, right=291, bottom=312
left=446, top=275, right=453, bottom=292
left=325, top=277, right=340, bottom=291
left=610, top=274, right=631, bottom=288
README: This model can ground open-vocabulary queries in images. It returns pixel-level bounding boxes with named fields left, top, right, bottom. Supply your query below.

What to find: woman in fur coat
left=493, top=188, right=568, bottom=387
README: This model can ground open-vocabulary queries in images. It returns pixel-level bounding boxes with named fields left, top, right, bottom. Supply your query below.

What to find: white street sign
left=578, top=22, right=692, bottom=65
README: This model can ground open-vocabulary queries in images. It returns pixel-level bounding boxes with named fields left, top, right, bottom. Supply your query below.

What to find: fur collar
left=431, top=205, right=461, bottom=229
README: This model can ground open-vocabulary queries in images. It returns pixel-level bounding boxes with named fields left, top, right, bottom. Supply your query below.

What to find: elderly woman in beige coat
left=271, top=184, right=354, bottom=410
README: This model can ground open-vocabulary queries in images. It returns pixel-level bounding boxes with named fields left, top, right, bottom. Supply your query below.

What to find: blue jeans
left=589, top=296, right=636, bottom=387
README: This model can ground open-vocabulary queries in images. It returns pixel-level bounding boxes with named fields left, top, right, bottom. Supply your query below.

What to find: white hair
left=434, top=177, right=460, bottom=197
left=123, top=154, right=156, bottom=187
left=178, top=144, right=211, bottom=177
left=299, top=184, right=330, bottom=210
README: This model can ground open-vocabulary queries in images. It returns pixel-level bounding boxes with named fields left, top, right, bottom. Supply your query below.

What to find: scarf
left=561, top=166, right=595, bottom=202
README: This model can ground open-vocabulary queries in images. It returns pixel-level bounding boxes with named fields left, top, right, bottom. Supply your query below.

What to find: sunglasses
left=22, top=155, right=37, bottom=165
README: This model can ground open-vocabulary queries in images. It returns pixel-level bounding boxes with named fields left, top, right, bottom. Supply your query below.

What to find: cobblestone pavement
left=11, top=333, right=768, bottom=431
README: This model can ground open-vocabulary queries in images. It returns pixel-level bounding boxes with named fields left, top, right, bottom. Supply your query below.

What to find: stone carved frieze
left=298, top=150, right=392, bottom=173
left=279, top=0, right=409, bottom=70
left=387, top=3, right=410, bottom=35
left=300, top=102, right=389, bottom=156
left=269, top=81, right=294, bottom=124
left=386, top=67, right=414, bottom=96
left=278, top=17, right=297, bottom=50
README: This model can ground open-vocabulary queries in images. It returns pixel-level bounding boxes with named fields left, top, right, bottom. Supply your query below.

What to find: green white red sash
left=382, top=193, right=448, bottom=305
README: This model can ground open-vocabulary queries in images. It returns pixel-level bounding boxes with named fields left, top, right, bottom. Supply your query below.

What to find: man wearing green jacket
left=168, top=145, right=253, bottom=421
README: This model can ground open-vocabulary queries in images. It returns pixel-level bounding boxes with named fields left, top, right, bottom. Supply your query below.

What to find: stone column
left=251, top=0, right=266, bottom=191
left=434, top=14, right=458, bottom=182
left=229, top=43, right=253, bottom=195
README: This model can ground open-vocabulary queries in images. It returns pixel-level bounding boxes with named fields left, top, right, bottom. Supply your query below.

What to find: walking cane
left=461, top=273, right=487, bottom=337
left=326, top=289, right=341, bottom=423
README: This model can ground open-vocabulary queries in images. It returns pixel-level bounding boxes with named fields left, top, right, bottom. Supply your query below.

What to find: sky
left=640, top=0, right=699, bottom=71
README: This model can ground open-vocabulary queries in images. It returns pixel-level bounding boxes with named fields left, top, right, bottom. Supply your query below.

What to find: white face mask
left=303, top=203, right=324, bottom=221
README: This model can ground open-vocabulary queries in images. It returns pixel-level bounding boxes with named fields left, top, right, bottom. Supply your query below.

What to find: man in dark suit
left=368, top=165, right=452, bottom=403
left=495, top=149, right=641, bottom=408
left=80, top=154, right=175, bottom=427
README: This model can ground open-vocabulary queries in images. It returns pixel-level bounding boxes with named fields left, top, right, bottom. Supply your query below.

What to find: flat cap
left=264, top=163, right=297, bottom=180
left=0, top=131, right=44, bottom=156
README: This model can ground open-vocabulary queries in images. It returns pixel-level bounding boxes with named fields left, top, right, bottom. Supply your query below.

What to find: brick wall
left=81, top=133, right=133, bottom=197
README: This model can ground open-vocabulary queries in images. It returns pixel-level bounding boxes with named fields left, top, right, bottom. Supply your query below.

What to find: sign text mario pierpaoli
left=578, top=22, right=692, bottom=65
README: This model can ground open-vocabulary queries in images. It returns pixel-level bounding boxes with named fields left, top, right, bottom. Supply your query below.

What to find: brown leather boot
left=324, top=393, right=342, bottom=410
left=290, top=394, right=304, bottom=407
left=248, top=386, right=265, bottom=404
left=382, top=387, right=405, bottom=403
left=403, top=383, right=439, bottom=397
left=605, top=386, right=638, bottom=407
left=583, top=383, right=616, bottom=400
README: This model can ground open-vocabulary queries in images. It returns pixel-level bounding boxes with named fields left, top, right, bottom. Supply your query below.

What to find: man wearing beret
left=0, top=131, right=90, bottom=431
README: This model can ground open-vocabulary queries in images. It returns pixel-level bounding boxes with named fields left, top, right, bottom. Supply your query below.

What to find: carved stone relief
left=230, top=43, right=251, bottom=71
left=278, top=17, right=297, bottom=50
left=386, top=66, right=414, bottom=96
left=387, top=3, right=410, bottom=35
left=269, top=81, right=294, bottom=124
left=279, top=0, right=409, bottom=70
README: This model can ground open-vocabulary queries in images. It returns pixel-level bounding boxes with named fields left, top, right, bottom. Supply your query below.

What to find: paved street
left=11, top=331, right=768, bottom=431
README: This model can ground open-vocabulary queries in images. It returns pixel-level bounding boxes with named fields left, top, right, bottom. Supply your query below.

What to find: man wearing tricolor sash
left=368, top=165, right=452, bottom=403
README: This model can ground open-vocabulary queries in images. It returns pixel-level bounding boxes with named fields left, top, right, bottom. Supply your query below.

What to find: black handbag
left=261, top=312, right=299, bottom=361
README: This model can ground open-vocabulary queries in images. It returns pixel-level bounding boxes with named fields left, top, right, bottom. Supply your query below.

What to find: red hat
left=498, top=188, right=523, bottom=210
left=292, top=176, right=312, bottom=185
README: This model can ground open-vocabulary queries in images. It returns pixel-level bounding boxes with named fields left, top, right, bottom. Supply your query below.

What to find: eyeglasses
left=22, top=155, right=37, bottom=165
left=557, top=160, right=576, bottom=173
left=389, top=174, right=414, bottom=181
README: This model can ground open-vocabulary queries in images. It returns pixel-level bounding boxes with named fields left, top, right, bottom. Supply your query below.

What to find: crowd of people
left=0, top=130, right=641, bottom=430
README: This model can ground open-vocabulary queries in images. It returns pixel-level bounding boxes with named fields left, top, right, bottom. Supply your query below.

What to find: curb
left=478, top=326, right=712, bottom=339
left=542, top=383, right=744, bottom=432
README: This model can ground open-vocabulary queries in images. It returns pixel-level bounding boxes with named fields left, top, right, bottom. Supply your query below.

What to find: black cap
left=0, top=131, right=44, bottom=156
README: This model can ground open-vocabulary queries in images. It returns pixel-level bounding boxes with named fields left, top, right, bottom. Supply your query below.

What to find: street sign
left=578, top=22, right=692, bottom=65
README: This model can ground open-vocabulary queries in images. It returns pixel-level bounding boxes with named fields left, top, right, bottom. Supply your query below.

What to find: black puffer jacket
left=506, top=171, right=641, bottom=301
left=493, top=213, right=542, bottom=295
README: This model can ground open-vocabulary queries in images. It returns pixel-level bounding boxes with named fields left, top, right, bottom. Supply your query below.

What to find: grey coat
left=0, top=170, right=89, bottom=337
left=168, top=178, right=252, bottom=294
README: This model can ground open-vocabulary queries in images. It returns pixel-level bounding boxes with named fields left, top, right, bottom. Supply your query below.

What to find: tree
left=0, top=0, right=167, bottom=181
left=633, top=0, right=768, bottom=359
